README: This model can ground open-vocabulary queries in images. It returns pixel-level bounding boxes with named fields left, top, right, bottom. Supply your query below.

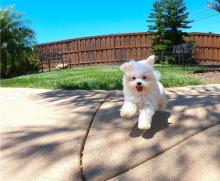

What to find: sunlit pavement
left=0, top=85, right=219, bottom=181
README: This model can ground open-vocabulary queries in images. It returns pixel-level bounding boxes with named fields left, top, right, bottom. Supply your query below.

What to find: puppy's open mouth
left=136, top=86, right=143, bottom=92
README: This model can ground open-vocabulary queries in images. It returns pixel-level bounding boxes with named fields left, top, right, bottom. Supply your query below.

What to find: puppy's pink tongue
left=136, top=86, right=143, bottom=92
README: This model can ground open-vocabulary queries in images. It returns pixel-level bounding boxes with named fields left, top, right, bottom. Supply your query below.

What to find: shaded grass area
left=0, top=65, right=207, bottom=90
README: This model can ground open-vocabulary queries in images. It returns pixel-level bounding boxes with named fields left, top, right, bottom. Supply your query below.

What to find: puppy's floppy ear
left=142, top=55, right=156, bottom=66
left=120, top=62, right=132, bottom=73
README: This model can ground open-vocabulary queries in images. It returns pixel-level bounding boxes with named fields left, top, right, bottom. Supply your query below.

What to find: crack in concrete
left=78, top=86, right=220, bottom=180
left=79, top=93, right=109, bottom=181
left=107, top=122, right=220, bottom=180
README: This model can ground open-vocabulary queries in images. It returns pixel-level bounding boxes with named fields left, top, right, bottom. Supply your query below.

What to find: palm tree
left=208, top=0, right=220, bottom=12
left=0, top=5, right=38, bottom=78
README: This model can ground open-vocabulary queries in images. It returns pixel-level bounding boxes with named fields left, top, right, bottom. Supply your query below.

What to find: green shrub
left=0, top=5, right=38, bottom=78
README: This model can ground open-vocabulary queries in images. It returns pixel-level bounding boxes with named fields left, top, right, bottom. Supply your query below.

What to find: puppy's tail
left=141, top=55, right=157, bottom=66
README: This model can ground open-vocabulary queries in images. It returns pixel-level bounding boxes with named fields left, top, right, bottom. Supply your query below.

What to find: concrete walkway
left=0, top=85, right=219, bottom=181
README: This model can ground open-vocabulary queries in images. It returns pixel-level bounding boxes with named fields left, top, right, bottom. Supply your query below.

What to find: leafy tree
left=0, top=5, right=39, bottom=78
left=147, top=1, right=169, bottom=54
left=147, top=0, right=192, bottom=56
left=208, top=0, right=220, bottom=12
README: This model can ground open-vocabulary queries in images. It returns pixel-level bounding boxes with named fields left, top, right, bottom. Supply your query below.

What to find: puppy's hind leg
left=158, top=94, right=167, bottom=111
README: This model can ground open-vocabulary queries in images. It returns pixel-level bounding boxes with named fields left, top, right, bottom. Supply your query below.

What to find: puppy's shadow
left=129, top=111, right=171, bottom=139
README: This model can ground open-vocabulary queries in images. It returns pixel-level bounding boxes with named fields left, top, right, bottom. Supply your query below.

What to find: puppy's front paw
left=138, top=108, right=154, bottom=130
left=138, top=120, right=151, bottom=130
left=120, top=103, right=137, bottom=118
left=120, top=109, right=136, bottom=118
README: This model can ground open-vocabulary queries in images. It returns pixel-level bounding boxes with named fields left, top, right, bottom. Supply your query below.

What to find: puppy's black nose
left=137, top=82, right=142, bottom=86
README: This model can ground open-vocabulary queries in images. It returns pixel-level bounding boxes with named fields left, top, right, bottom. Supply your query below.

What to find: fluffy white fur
left=120, top=55, right=166, bottom=130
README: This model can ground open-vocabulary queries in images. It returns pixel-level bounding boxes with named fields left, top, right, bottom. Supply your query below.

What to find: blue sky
left=2, top=0, right=220, bottom=43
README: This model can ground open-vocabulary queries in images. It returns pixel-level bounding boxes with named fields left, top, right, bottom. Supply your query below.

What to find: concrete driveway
left=0, top=84, right=219, bottom=181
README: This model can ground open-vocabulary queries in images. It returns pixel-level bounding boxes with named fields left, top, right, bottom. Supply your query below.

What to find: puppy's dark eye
left=143, top=76, right=146, bottom=79
left=132, top=77, right=136, bottom=80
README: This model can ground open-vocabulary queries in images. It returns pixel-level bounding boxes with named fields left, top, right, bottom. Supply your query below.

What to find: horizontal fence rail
left=36, top=32, right=220, bottom=71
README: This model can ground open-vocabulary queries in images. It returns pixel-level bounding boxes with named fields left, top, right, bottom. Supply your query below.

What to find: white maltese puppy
left=120, top=55, right=166, bottom=130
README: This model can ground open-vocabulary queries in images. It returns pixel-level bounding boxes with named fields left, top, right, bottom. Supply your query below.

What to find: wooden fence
left=37, top=32, right=220, bottom=70
left=192, top=33, right=220, bottom=64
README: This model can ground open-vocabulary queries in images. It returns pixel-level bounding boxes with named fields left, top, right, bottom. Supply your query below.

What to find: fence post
left=48, top=59, right=51, bottom=71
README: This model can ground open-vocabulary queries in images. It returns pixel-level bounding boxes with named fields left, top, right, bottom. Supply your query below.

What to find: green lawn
left=0, top=65, right=207, bottom=90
